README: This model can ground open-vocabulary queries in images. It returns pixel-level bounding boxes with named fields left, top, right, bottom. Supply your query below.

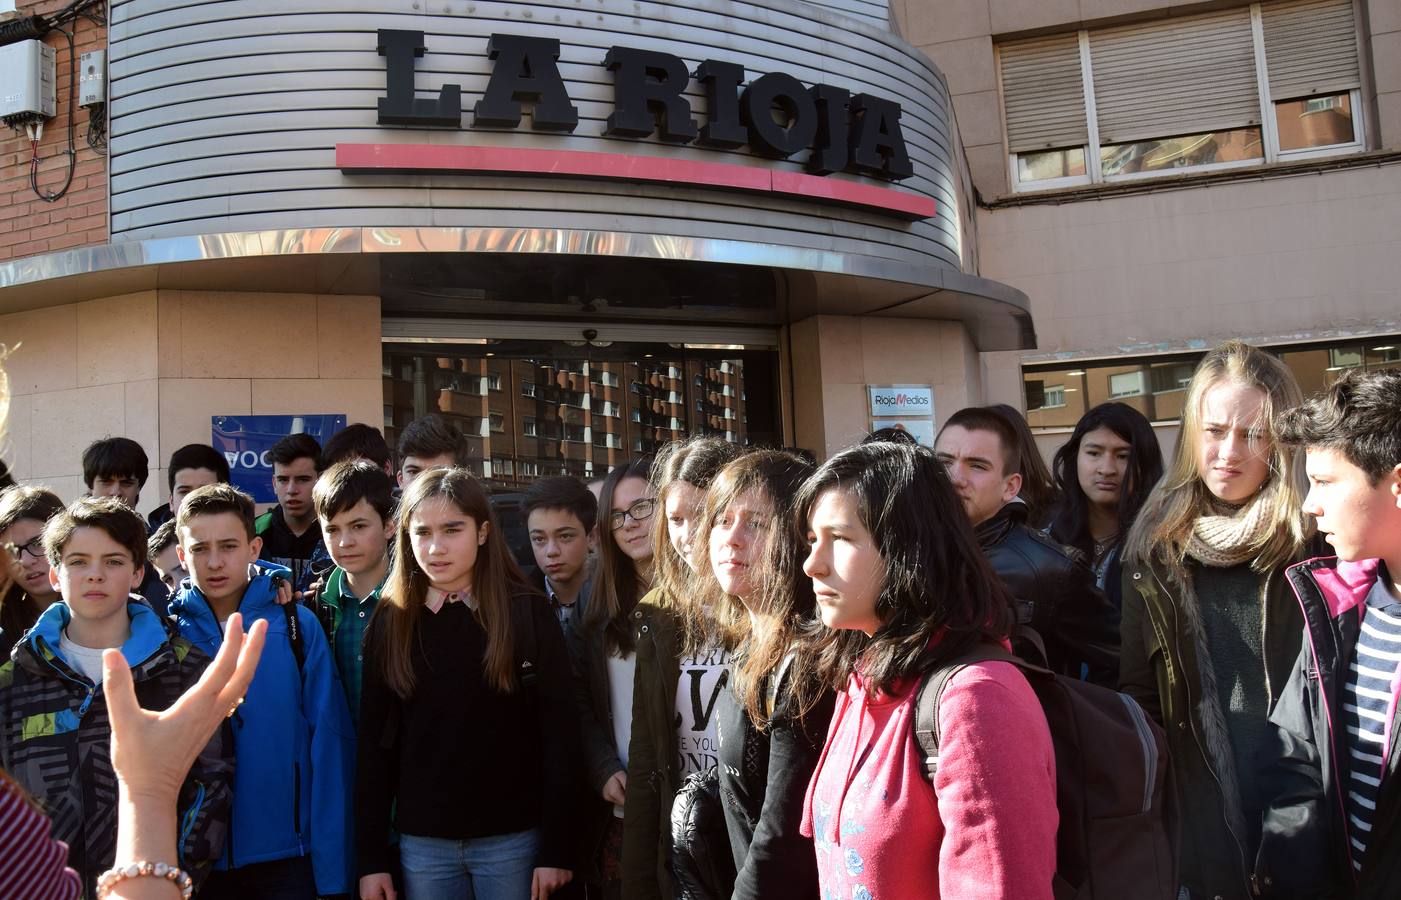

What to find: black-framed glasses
left=3, top=538, right=44, bottom=561
left=609, top=498, right=657, bottom=531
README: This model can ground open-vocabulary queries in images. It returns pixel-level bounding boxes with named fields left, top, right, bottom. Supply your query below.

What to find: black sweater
left=354, top=593, right=581, bottom=876
left=716, top=672, right=835, bottom=900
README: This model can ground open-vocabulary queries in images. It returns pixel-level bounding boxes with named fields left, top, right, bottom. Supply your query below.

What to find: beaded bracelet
left=95, top=861, right=194, bottom=899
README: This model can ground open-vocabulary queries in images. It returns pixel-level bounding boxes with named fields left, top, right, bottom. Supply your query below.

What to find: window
left=1109, top=371, right=1146, bottom=398
left=1149, top=363, right=1195, bottom=394
left=631, top=408, right=641, bottom=423
left=521, top=460, right=540, bottom=477
left=489, top=413, right=504, bottom=433
left=521, top=381, right=535, bottom=397
left=493, top=457, right=514, bottom=476
left=1000, top=0, right=1363, bottom=192
left=598, top=371, right=620, bottom=388
left=485, top=373, right=501, bottom=391
left=523, top=417, right=537, bottom=437
left=563, top=424, right=587, bottom=443
left=1041, top=385, right=1066, bottom=409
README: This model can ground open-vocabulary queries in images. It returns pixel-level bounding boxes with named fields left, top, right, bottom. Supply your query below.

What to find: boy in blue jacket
left=170, top=482, right=355, bottom=899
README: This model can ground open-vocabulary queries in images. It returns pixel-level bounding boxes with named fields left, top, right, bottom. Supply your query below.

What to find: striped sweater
left=1342, top=578, right=1401, bottom=871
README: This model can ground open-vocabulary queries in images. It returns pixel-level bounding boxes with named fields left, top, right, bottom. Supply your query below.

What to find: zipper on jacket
left=1147, top=567, right=1253, bottom=889
left=178, top=780, right=206, bottom=868
left=292, top=761, right=303, bottom=846
left=1119, top=693, right=1158, bottom=814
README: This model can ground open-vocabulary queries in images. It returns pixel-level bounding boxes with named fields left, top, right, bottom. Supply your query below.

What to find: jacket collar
left=23, top=598, right=172, bottom=680
left=1292, top=556, right=1382, bottom=619
left=974, top=498, right=1029, bottom=548
left=170, top=562, right=290, bottom=629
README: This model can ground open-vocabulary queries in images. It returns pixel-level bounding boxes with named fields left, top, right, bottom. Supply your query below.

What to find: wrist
left=116, top=788, right=180, bottom=864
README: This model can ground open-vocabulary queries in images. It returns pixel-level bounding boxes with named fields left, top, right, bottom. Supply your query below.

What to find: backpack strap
left=912, top=643, right=1030, bottom=782
left=512, top=595, right=539, bottom=691
left=282, top=601, right=306, bottom=681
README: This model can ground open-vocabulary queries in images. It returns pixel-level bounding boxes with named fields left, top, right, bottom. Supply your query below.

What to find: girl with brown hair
left=356, top=467, right=579, bottom=900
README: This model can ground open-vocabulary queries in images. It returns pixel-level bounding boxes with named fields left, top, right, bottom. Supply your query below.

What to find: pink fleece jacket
left=800, top=661, right=1057, bottom=900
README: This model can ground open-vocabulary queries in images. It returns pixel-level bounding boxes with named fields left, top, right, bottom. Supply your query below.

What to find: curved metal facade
left=108, top=0, right=962, bottom=273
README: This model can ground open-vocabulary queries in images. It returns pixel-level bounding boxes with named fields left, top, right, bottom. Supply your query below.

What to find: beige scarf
left=1185, top=495, right=1269, bottom=568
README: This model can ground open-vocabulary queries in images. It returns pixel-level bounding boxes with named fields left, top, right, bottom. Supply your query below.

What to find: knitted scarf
left=1185, top=496, right=1269, bottom=569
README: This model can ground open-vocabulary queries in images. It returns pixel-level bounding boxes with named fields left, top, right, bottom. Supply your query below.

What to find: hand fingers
left=101, top=648, right=141, bottom=725
left=216, top=617, right=268, bottom=711
left=386, top=885, right=397, bottom=900
left=531, top=869, right=541, bottom=900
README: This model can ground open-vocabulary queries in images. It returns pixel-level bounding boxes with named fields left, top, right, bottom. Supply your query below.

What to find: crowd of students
left=0, top=338, right=1398, bottom=900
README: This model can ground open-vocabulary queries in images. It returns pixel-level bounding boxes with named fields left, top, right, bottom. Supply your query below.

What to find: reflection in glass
left=1275, top=93, right=1356, bottom=151
left=1101, top=127, right=1262, bottom=176
left=1017, top=147, right=1087, bottom=183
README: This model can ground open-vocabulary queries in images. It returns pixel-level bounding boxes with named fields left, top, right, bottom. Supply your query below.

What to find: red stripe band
left=335, top=143, right=936, bottom=221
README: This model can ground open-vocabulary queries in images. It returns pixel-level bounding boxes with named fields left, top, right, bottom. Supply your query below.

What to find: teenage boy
left=82, top=437, right=149, bottom=510
left=524, top=476, right=598, bottom=643
left=256, top=433, right=329, bottom=592
left=306, top=459, right=394, bottom=728
left=0, top=497, right=232, bottom=894
left=934, top=406, right=1119, bottom=685
left=171, top=483, right=354, bottom=899
left=152, top=442, right=233, bottom=530
left=1257, top=369, right=1401, bottom=899
left=322, top=423, right=395, bottom=476
left=396, top=413, right=469, bottom=489
left=147, top=518, right=190, bottom=602
left=0, top=486, right=66, bottom=657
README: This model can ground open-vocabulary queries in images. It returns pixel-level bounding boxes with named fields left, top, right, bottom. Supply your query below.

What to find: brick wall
left=0, top=0, right=107, bottom=261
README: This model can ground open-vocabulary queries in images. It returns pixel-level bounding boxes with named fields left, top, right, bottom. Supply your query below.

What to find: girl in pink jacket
left=795, top=440, right=1058, bottom=900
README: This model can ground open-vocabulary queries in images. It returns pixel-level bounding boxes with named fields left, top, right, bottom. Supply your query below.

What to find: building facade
left=897, top=0, right=1401, bottom=456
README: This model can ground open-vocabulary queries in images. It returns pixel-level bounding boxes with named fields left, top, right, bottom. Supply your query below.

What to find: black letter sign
left=806, top=84, right=850, bottom=174
left=604, top=47, right=698, bottom=143
left=848, top=94, right=913, bottom=179
left=741, top=72, right=817, bottom=158
left=377, top=29, right=462, bottom=127
left=473, top=34, right=579, bottom=131
left=694, top=60, right=746, bottom=149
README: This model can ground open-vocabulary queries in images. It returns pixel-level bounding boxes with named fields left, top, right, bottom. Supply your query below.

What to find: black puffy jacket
left=669, top=768, right=735, bottom=900
left=976, top=500, right=1120, bottom=686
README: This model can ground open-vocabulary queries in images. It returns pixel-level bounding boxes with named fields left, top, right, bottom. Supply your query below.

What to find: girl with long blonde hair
left=356, top=467, right=579, bottom=900
left=1120, top=340, right=1315, bottom=900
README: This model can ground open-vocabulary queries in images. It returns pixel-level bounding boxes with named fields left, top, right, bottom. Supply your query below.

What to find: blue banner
left=211, top=414, right=347, bottom=503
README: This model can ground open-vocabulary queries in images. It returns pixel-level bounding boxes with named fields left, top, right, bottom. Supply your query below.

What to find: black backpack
left=912, top=644, right=1178, bottom=900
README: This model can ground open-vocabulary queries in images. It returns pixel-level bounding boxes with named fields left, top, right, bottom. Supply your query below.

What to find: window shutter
left=1090, top=8, right=1259, bottom=146
left=999, top=33, right=1088, bottom=154
left=1262, top=0, right=1360, bottom=100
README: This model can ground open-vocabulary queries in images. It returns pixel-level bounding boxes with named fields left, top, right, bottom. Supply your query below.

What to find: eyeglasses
left=609, top=498, right=657, bottom=531
left=3, top=538, right=45, bottom=561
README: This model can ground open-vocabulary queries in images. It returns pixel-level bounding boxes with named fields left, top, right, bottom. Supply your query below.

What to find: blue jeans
left=400, top=828, right=540, bottom=900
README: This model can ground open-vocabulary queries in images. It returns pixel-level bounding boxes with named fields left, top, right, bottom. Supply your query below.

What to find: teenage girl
left=621, top=439, right=739, bottom=900
left=691, top=450, right=835, bottom=898
left=1121, top=341, right=1314, bottom=900
left=1046, top=401, right=1164, bottom=610
left=575, top=458, right=654, bottom=894
left=356, top=467, right=579, bottom=900
left=798, top=441, right=1057, bottom=900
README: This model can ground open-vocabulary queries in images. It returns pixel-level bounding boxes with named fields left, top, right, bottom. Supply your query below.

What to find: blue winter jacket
left=170, top=564, right=355, bottom=895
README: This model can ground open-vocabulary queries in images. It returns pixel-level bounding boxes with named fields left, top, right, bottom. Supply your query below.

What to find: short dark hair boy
left=1259, top=369, right=1401, bottom=897
left=257, top=433, right=328, bottom=592
left=309, top=459, right=396, bottom=727
left=82, top=437, right=149, bottom=509
left=165, top=443, right=231, bottom=518
left=171, top=482, right=355, bottom=896
left=523, top=477, right=598, bottom=641
left=396, top=414, right=469, bottom=488
left=147, top=518, right=189, bottom=598
left=322, top=424, right=394, bottom=474
left=935, top=406, right=1118, bottom=686
left=0, top=496, right=232, bottom=894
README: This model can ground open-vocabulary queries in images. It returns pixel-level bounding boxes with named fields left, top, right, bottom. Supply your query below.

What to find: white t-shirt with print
left=675, top=643, right=731, bottom=778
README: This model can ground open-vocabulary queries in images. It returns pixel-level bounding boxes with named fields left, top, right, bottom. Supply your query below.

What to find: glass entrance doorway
left=382, top=339, right=781, bottom=491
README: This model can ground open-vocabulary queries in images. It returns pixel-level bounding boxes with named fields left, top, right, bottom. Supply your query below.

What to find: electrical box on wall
left=79, top=49, right=106, bottom=107
left=0, top=39, right=56, bottom=124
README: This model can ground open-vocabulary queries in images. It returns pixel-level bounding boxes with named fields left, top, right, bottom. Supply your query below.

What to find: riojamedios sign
left=375, top=30, right=913, bottom=181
